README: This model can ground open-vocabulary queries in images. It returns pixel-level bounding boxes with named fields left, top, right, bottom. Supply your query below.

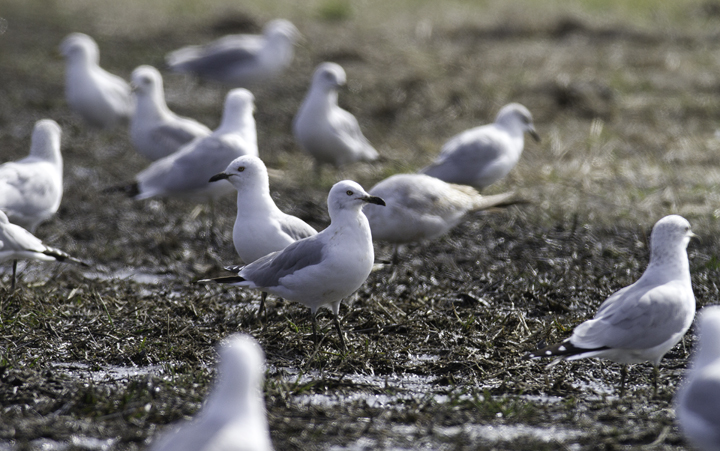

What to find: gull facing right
left=201, top=180, right=385, bottom=350
left=130, top=65, right=211, bottom=161
left=421, top=103, right=540, bottom=190
left=526, top=215, right=697, bottom=394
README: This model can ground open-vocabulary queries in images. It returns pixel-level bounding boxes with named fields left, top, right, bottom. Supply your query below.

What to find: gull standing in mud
left=201, top=180, right=385, bottom=350
left=166, top=19, right=301, bottom=88
left=363, top=173, right=517, bottom=261
left=0, top=211, right=88, bottom=291
left=60, top=33, right=133, bottom=129
left=209, top=155, right=318, bottom=317
left=293, top=62, right=379, bottom=173
left=421, top=103, right=540, bottom=190
left=526, top=215, right=697, bottom=395
left=149, top=334, right=273, bottom=451
left=675, top=306, right=720, bottom=451
left=0, top=119, right=63, bottom=233
left=130, top=65, right=211, bottom=161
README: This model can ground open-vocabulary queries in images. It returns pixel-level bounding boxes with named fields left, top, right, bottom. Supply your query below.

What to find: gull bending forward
left=201, top=180, right=385, bottom=350
left=0, top=119, right=63, bottom=233
left=421, top=103, right=540, bottom=190
left=293, top=62, right=379, bottom=171
left=130, top=65, right=211, bottom=161
left=527, top=215, right=697, bottom=394
left=60, top=33, right=132, bottom=129
left=675, top=306, right=720, bottom=451
left=166, top=19, right=300, bottom=87
left=149, top=334, right=273, bottom=451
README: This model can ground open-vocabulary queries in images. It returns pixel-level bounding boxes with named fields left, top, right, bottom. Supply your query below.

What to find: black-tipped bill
left=529, top=128, right=541, bottom=143
left=363, top=195, right=386, bottom=206
left=208, top=172, right=230, bottom=183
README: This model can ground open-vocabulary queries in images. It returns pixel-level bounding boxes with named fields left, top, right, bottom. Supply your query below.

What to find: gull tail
left=102, top=182, right=140, bottom=198
left=42, top=247, right=90, bottom=267
left=197, top=275, right=246, bottom=284
left=166, top=46, right=202, bottom=72
left=468, top=191, right=529, bottom=211
left=524, top=340, right=609, bottom=360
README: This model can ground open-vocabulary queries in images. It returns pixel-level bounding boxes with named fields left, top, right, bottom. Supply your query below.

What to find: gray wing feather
left=683, top=376, right=720, bottom=427
left=241, top=236, right=325, bottom=288
left=279, top=216, right=317, bottom=241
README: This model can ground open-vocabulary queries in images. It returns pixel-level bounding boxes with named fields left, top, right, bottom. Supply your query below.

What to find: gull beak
left=130, top=83, right=139, bottom=93
left=363, top=195, right=386, bottom=206
left=688, top=230, right=700, bottom=242
left=208, top=172, right=230, bottom=183
left=529, top=127, right=541, bottom=143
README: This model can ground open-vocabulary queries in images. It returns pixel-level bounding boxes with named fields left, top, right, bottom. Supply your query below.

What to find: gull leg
left=653, top=366, right=659, bottom=397
left=311, top=310, right=318, bottom=343
left=392, top=244, right=400, bottom=265
left=11, top=260, right=17, bottom=292
left=619, top=364, right=627, bottom=397
left=333, top=314, right=346, bottom=352
left=258, top=292, right=267, bottom=323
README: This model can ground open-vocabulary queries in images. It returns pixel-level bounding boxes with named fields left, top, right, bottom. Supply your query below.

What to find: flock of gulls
left=0, top=14, right=719, bottom=451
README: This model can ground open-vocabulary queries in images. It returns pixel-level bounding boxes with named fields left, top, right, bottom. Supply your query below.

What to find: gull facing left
left=201, top=180, right=385, bottom=350
left=149, top=334, right=273, bottom=451
left=527, top=215, right=697, bottom=394
left=0, top=210, right=88, bottom=291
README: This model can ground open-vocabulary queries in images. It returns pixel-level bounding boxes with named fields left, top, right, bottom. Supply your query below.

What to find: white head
left=60, top=33, right=99, bottom=65
left=494, top=103, right=540, bottom=142
left=649, top=214, right=696, bottom=260
left=208, top=155, right=268, bottom=194
left=692, top=306, right=720, bottom=370
left=263, top=19, right=301, bottom=44
left=30, top=119, right=62, bottom=164
left=310, top=62, right=346, bottom=92
left=327, top=180, right=385, bottom=220
left=219, top=88, right=255, bottom=130
left=131, top=65, right=164, bottom=99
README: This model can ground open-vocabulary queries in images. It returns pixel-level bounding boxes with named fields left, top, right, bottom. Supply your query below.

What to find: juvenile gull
left=149, top=334, right=273, bottom=451
left=364, top=173, right=516, bottom=259
left=0, top=119, right=63, bottom=233
left=0, top=210, right=88, bottom=291
left=130, top=65, right=211, bottom=161
left=293, top=62, right=379, bottom=171
left=113, top=88, right=257, bottom=201
left=166, top=19, right=300, bottom=87
left=60, top=33, right=132, bottom=129
left=209, top=155, right=318, bottom=317
left=527, top=215, right=697, bottom=394
left=675, top=306, right=720, bottom=451
left=421, top=103, right=540, bottom=190
left=201, top=180, right=385, bottom=350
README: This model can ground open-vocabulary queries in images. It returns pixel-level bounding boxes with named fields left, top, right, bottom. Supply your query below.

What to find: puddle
left=51, top=362, right=166, bottom=382
left=81, top=268, right=176, bottom=285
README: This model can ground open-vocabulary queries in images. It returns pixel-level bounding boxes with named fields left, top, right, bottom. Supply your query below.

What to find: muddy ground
left=2, top=0, right=720, bottom=449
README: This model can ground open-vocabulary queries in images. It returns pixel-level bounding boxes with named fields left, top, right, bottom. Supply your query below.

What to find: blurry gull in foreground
left=0, top=119, right=63, bottom=233
left=421, top=103, right=539, bottom=190
left=293, top=62, right=379, bottom=172
left=60, top=33, right=132, bottom=129
left=209, top=155, right=318, bottom=317
left=364, top=173, right=517, bottom=261
left=527, top=215, right=697, bottom=395
left=201, top=180, right=385, bottom=350
left=149, top=334, right=273, bottom=451
left=166, top=19, right=300, bottom=87
left=110, top=88, right=257, bottom=202
left=0, top=210, right=88, bottom=291
left=675, top=306, right=720, bottom=451
left=130, top=65, right=211, bottom=161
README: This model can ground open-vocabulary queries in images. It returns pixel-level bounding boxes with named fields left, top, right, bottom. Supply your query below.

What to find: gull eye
left=237, top=166, right=245, bottom=172
left=346, top=190, right=353, bottom=196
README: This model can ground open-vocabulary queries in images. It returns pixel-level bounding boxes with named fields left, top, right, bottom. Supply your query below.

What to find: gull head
left=650, top=214, right=696, bottom=261
left=328, top=180, right=385, bottom=219
left=495, top=103, right=540, bottom=142
left=264, top=19, right=301, bottom=44
left=311, top=62, right=346, bottom=91
left=222, top=88, right=255, bottom=123
left=59, top=33, right=99, bottom=64
left=130, top=65, right=163, bottom=96
left=208, top=155, right=268, bottom=193
left=692, top=306, right=720, bottom=370
left=30, top=119, right=62, bottom=162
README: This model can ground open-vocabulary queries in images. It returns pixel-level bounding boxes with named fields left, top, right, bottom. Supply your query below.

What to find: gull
left=111, top=88, right=257, bottom=202
left=0, top=119, right=63, bottom=233
left=149, top=334, right=273, bottom=451
left=0, top=210, right=88, bottom=291
left=675, top=306, right=720, bottom=451
left=166, top=19, right=301, bottom=87
left=421, top=103, right=540, bottom=190
left=130, top=65, right=211, bottom=161
left=209, top=155, right=318, bottom=317
left=526, top=215, right=697, bottom=395
left=293, top=62, right=379, bottom=172
left=201, top=180, right=385, bottom=350
left=363, top=173, right=517, bottom=260
left=60, top=33, right=132, bottom=129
